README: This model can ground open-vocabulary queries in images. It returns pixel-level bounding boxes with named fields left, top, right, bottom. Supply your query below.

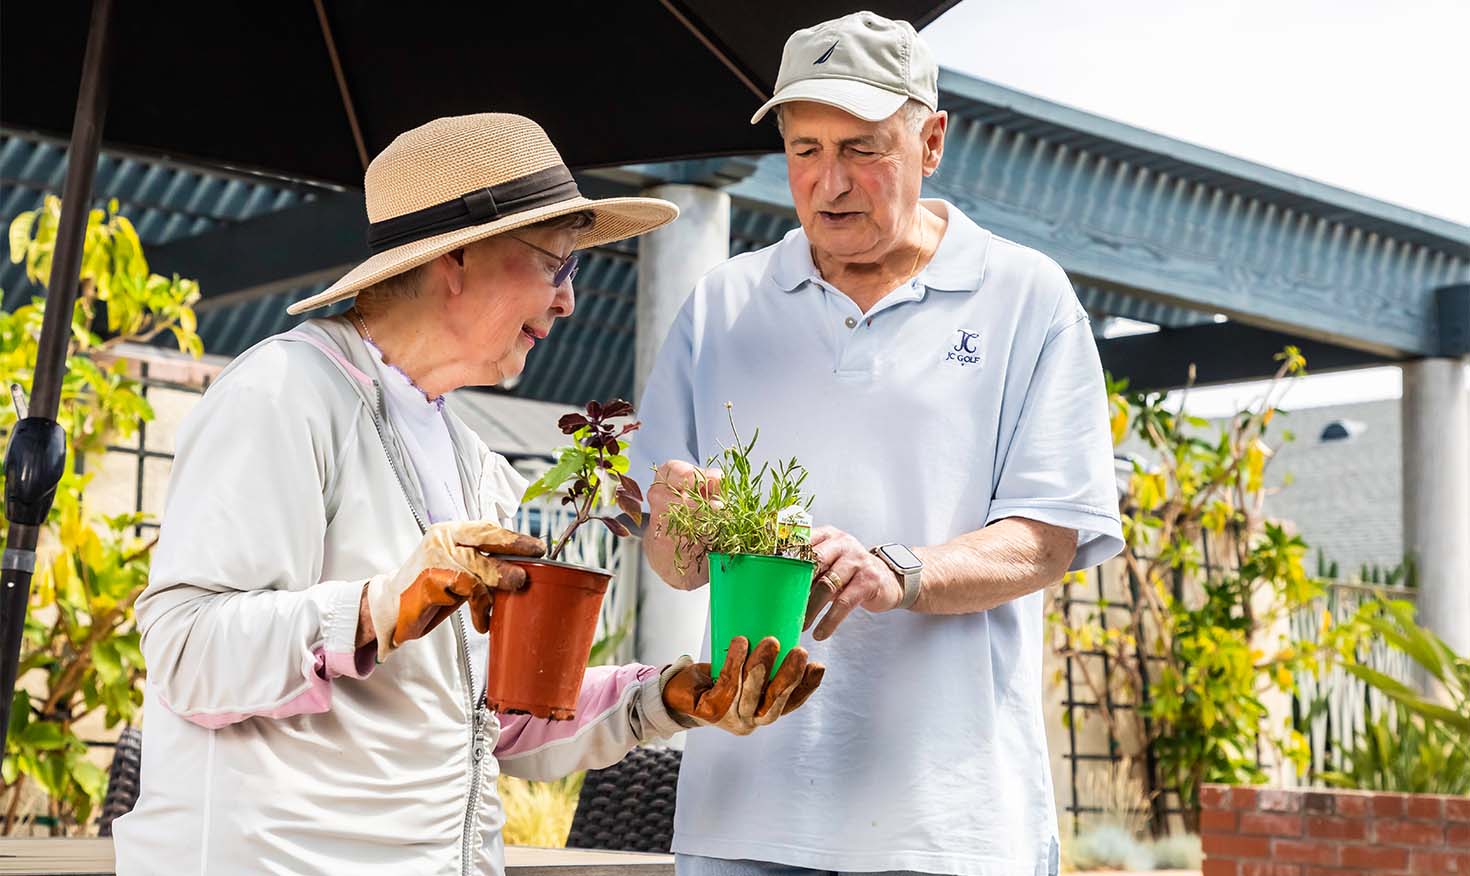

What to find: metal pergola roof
left=5, top=68, right=1468, bottom=401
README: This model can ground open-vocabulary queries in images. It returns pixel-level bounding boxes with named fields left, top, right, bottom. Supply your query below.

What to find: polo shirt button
left=844, top=317, right=857, bottom=329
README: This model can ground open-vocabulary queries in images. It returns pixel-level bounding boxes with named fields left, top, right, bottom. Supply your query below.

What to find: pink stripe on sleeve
left=493, top=664, right=659, bottom=758
left=323, top=644, right=377, bottom=679
left=160, top=647, right=363, bottom=729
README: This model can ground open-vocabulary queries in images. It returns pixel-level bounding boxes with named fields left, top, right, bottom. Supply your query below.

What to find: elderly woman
left=112, top=114, right=822, bottom=875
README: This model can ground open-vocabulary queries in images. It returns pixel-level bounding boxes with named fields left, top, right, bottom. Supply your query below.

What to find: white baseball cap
left=750, top=11, right=939, bottom=125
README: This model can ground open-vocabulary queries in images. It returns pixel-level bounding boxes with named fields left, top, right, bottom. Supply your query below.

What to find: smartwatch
left=870, top=543, right=924, bottom=610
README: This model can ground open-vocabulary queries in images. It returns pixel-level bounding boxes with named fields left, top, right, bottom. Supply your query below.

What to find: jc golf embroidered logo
left=814, top=41, right=839, bottom=64
left=946, top=329, right=982, bottom=367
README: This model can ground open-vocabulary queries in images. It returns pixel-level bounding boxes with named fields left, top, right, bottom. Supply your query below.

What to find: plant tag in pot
left=776, top=504, right=812, bottom=557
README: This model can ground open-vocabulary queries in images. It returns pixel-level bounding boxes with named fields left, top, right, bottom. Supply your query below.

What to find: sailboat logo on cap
left=814, top=40, right=839, bottom=64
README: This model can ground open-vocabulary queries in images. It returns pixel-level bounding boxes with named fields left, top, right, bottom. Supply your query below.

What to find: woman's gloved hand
left=360, top=521, right=545, bottom=657
left=661, top=636, right=825, bottom=735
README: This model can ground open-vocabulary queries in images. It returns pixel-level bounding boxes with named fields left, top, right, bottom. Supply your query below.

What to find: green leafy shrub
left=1, top=196, right=202, bottom=834
left=1322, top=703, right=1470, bottom=794
left=1323, top=597, right=1470, bottom=794
left=1051, top=349, right=1324, bottom=831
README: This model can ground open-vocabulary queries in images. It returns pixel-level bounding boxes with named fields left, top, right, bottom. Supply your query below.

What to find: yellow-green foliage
left=1050, top=349, right=1322, bottom=828
left=497, top=774, right=583, bottom=847
left=2, top=196, right=202, bottom=834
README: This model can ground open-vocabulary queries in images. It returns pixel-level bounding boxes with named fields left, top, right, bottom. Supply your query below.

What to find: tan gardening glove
left=661, top=636, right=825, bottom=735
left=364, top=521, right=545, bottom=658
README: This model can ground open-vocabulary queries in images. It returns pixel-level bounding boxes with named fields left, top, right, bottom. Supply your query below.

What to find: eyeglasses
left=510, top=236, right=580, bottom=288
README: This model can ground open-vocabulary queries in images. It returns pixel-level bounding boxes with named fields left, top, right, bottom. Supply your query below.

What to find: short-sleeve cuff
left=985, top=501, right=1124, bottom=571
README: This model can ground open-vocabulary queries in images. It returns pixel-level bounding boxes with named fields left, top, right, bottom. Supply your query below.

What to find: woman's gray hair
left=354, top=263, right=427, bottom=316
left=529, top=209, right=596, bottom=233
left=352, top=209, right=597, bottom=315
left=775, top=98, right=934, bottom=138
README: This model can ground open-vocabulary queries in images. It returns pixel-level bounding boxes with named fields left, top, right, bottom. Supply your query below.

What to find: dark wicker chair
left=93, top=730, right=684, bottom=848
left=566, top=745, right=682, bottom=852
left=98, top=725, right=143, bottom=836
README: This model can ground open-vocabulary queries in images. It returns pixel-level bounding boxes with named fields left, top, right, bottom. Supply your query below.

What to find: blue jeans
left=675, top=855, right=948, bottom=876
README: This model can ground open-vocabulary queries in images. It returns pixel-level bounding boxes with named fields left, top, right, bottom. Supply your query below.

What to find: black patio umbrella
left=0, top=0, right=961, bottom=749
left=2, top=1, right=960, bottom=181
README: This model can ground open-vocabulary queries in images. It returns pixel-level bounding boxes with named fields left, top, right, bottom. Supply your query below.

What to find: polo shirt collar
left=917, top=200, right=992, bottom=292
left=769, top=225, right=820, bottom=292
left=769, top=199, right=992, bottom=294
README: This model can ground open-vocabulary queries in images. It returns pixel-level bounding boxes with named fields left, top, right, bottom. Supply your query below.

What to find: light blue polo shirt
left=630, top=200, right=1123, bottom=876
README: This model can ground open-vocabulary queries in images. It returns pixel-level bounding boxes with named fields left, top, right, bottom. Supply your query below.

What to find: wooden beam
left=1098, top=322, right=1392, bottom=392
left=148, top=191, right=367, bottom=312
left=939, top=181, right=1434, bottom=358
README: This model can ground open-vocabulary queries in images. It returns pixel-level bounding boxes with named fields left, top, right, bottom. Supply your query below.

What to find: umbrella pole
left=0, top=0, right=114, bottom=753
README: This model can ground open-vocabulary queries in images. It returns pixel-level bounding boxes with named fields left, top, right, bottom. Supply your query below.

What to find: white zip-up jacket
left=112, top=317, right=689, bottom=875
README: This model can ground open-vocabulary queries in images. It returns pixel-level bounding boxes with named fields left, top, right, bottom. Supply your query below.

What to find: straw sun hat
left=287, top=113, right=679, bottom=315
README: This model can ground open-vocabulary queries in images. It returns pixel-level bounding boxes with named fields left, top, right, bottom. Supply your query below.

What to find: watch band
left=896, top=567, right=923, bottom=611
left=871, top=544, right=923, bottom=611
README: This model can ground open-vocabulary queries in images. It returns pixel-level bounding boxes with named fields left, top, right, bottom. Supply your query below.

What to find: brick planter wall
left=1200, top=783, right=1470, bottom=875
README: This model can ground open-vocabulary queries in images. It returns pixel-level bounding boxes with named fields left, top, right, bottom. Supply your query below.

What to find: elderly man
left=631, top=12, right=1124, bottom=876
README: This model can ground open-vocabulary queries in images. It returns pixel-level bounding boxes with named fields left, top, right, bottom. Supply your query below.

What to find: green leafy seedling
left=522, top=399, right=643, bottom=562
left=656, top=402, right=815, bottom=575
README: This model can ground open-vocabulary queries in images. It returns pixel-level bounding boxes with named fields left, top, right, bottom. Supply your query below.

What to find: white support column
left=1401, top=357, right=1470, bottom=658
left=632, top=183, right=730, bottom=666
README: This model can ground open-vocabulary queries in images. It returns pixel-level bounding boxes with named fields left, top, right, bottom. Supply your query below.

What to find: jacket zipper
left=365, top=380, right=484, bottom=876
left=456, top=614, right=490, bottom=875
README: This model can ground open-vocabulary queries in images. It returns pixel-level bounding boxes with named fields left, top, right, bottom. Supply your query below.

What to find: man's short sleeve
left=986, top=264, right=1124, bottom=570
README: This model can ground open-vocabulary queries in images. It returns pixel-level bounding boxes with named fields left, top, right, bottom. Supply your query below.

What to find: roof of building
left=1263, top=398, right=1404, bottom=574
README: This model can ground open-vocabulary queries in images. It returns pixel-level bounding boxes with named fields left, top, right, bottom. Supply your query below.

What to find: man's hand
left=661, top=636, right=824, bottom=735
left=644, top=459, right=723, bottom=591
left=805, top=526, right=904, bottom=640
left=358, top=521, right=546, bottom=657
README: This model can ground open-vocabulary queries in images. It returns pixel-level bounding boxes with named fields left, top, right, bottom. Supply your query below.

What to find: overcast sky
left=922, top=0, right=1468, bottom=411
left=923, top=0, right=1470, bottom=225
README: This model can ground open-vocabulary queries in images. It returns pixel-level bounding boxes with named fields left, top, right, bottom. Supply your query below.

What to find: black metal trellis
left=1058, top=562, right=1187, bottom=837
left=101, top=362, right=210, bottom=536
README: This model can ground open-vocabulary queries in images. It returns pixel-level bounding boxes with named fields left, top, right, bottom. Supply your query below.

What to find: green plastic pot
left=707, top=552, right=814, bottom=678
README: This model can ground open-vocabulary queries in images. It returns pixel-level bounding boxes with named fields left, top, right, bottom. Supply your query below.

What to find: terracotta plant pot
left=708, top=552, right=814, bottom=679
left=485, top=557, right=611, bottom=720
